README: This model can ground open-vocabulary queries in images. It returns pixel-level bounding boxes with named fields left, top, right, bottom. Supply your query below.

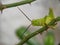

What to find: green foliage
left=44, top=31, right=55, bottom=45
left=16, top=26, right=40, bottom=45
left=32, top=8, right=55, bottom=27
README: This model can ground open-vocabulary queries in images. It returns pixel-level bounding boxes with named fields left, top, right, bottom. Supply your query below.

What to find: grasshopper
left=17, top=7, right=56, bottom=35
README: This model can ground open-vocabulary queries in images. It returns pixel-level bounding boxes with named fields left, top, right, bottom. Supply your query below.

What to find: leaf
left=44, top=31, right=55, bottom=45
left=16, top=27, right=27, bottom=39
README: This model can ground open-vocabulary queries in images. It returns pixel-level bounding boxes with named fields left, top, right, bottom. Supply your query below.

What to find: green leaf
left=44, top=31, right=55, bottom=45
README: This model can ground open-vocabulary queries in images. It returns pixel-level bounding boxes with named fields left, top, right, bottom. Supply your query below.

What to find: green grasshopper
left=31, top=8, right=55, bottom=26
left=17, top=7, right=56, bottom=34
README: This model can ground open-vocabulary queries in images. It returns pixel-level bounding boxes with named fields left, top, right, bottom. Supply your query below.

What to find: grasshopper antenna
left=22, top=24, right=31, bottom=36
left=17, top=7, right=32, bottom=35
left=17, top=7, right=31, bottom=22
left=24, top=24, right=31, bottom=33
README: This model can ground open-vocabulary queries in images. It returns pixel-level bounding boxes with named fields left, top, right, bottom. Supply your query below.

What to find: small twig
left=17, top=26, right=48, bottom=45
left=0, top=0, right=35, bottom=10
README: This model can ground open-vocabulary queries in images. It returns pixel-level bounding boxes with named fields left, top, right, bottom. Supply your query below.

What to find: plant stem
left=0, top=0, right=35, bottom=10
left=17, top=17, right=60, bottom=45
left=17, top=26, right=48, bottom=45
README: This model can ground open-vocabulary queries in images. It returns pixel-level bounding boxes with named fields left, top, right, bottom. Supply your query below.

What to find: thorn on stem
left=29, top=2, right=32, bottom=5
left=0, top=2, right=4, bottom=14
left=1, top=10, right=3, bottom=14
